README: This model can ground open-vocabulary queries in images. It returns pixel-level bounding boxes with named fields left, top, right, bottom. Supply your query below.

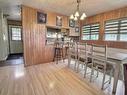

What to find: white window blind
left=105, top=18, right=127, bottom=41
left=82, top=23, right=99, bottom=40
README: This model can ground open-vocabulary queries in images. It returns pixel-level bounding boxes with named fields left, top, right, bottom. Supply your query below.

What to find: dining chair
left=90, top=44, right=114, bottom=90
left=68, top=42, right=78, bottom=70
left=83, top=44, right=92, bottom=77
left=77, top=42, right=88, bottom=72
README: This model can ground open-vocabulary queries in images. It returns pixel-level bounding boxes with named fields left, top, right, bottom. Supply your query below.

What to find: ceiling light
left=82, top=13, right=87, bottom=18
left=70, top=14, right=74, bottom=19
left=74, top=16, right=78, bottom=21
left=80, top=16, right=84, bottom=20
left=69, top=0, right=87, bottom=21
left=75, top=11, right=79, bottom=17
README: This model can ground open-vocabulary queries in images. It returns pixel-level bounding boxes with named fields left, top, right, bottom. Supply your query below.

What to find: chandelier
left=70, top=0, right=87, bottom=21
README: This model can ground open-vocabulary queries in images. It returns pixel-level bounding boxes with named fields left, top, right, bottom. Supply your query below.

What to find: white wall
left=0, top=10, right=9, bottom=61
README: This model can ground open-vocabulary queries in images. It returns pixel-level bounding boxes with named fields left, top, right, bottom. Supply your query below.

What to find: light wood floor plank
left=0, top=60, right=124, bottom=95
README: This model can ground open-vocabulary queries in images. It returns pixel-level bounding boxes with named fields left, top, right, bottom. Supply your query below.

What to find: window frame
left=104, top=17, right=127, bottom=42
left=81, top=22, right=100, bottom=41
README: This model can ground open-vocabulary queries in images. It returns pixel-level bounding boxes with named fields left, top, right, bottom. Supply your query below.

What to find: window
left=104, top=18, right=127, bottom=41
left=82, top=23, right=99, bottom=40
left=11, top=27, right=22, bottom=41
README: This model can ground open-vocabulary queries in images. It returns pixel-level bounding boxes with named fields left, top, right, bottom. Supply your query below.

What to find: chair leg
left=83, top=63, right=86, bottom=70
left=68, top=56, right=71, bottom=67
left=84, top=64, right=88, bottom=78
left=82, top=63, right=84, bottom=68
left=101, top=70, right=106, bottom=90
left=90, top=64, right=94, bottom=82
left=74, top=59, right=77, bottom=70
left=77, top=60, right=80, bottom=72
left=62, top=48, right=64, bottom=62
left=56, top=49, right=59, bottom=64
left=109, top=69, right=113, bottom=84
left=96, top=66, right=99, bottom=78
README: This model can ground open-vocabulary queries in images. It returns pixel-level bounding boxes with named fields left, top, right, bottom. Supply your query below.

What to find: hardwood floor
left=0, top=60, right=124, bottom=95
left=0, top=58, right=23, bottom=67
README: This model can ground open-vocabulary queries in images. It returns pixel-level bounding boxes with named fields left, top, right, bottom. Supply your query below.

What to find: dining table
left=107, top=52, right=127, bottom=94
left=72, top=43, right=127, bottom=94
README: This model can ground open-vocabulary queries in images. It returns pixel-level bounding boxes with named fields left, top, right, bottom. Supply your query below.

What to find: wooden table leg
left=123, top=64, right=127, bottom=95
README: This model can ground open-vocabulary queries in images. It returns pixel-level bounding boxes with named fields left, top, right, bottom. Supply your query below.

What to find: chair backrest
left=86, top=44, right=92, bottom=58
left=68, top=42, right=77, bottom=55
left=77, top=42, right=87, bottom=58
left=92, top=44, right=107, bottom=67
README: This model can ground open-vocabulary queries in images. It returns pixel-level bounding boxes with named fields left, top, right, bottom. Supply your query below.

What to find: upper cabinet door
left=47, top=12, right=69, bottom=28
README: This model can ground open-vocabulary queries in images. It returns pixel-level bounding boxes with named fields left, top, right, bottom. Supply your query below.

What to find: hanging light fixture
left=70, top=14, right=74, bottom=19
left=70, top=0, right=87, bottom=21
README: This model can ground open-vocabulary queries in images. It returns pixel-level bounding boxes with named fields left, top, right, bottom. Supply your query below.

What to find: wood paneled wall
left=81, top=6, right=127, bottom=49
left=22, top=6, right=69, bottom=66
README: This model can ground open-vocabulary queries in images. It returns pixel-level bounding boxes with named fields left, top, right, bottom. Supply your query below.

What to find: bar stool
left=64, top=42, right=69, bottom=58
left=53, top=42, right=64, bottom=64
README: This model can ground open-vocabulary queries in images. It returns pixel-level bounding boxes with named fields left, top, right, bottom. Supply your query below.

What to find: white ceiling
left=0, top=0, right=127, bottom=21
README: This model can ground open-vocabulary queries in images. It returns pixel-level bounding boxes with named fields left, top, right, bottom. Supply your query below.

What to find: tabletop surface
left=107, top=52, right=127, bottom=61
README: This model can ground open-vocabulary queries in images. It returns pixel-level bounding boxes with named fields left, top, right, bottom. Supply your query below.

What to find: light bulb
left=82, top=13, right=87, bottom=18
left=75, top=11, right=79, bottom=17
left=80, top=16, right=84, bottom=20
left=70, top=14, right=74, bottom=19
left=74, top=16, right=78, bottom=21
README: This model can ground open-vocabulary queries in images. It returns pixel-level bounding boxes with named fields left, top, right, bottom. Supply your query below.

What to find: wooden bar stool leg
left=62, top=48, right=64, bottom=62
left=56, top=49, right=59, bottom=64
left=53, top=48, right=56, bottom=62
